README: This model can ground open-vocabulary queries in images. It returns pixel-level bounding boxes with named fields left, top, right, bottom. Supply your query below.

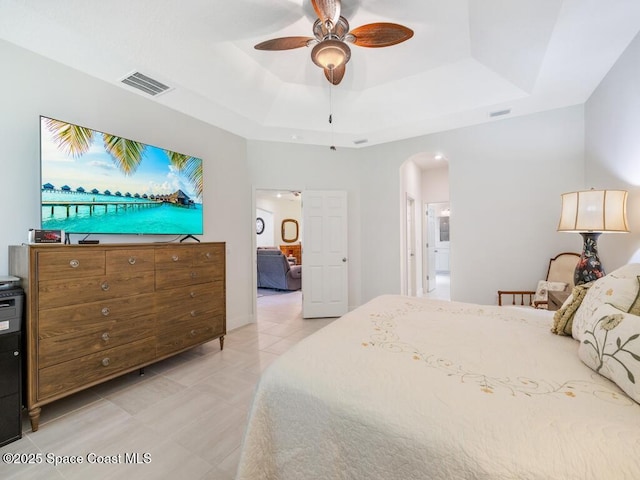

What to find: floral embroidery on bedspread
left=360, top=300, right=632, bottom=405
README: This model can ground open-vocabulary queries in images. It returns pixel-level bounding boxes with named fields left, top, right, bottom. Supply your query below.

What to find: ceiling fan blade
left=311, top=0, right=341, bottom=26
left=324, top=64, right=346, bottom=85
left=349, top=23, right=414, bottom=47
left=255, top=36, right=314, bottom=51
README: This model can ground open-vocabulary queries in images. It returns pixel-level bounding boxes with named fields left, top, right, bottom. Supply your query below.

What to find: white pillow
left=572, top=273, right=640, bottom=341
left=578, top=303, right=640, bottom=403
left=603, top=263, right=640, bottom=279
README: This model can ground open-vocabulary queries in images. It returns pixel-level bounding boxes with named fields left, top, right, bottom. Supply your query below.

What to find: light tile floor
left=423, top=273, right=450, bottom=301
left=1, top=291, right=334, bottom=480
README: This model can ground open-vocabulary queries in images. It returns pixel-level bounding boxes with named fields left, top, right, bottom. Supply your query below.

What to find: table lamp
left=557, top=189, right=629, bottom=285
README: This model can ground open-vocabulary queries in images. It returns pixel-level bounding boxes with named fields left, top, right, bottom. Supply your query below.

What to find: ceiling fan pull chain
left=329, top=70, right=336, bottom=150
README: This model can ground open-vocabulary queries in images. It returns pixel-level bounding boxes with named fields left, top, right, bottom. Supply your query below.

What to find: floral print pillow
left=572, top=274, right=640, bottom=341
left=578, top=303, right=640, bottom=404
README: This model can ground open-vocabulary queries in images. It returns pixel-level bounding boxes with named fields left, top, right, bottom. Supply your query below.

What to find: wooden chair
left=498, top=252, right=580, bottom=308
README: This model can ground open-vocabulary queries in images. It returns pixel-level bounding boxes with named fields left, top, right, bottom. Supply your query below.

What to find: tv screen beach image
left=40, top=117, right=203, bottom=235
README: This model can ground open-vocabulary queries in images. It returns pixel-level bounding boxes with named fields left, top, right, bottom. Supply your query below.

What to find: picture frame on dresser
left=8, top=242, right=226, bottom=432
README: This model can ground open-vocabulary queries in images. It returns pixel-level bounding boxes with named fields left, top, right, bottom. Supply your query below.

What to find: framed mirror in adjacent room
left=281, top=219, right=299, bottom=243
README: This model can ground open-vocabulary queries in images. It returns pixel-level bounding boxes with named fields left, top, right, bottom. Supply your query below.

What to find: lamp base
left=574, top=232, right=604, bottom=285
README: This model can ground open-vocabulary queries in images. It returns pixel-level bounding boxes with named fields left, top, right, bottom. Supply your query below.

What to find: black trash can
left=0, top=287, right=24, bottom=447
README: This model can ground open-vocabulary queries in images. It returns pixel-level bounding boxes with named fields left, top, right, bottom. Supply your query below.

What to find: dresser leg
left=29, top=407, right=41, bottom=432
left=139, top=368, right=145, bottom=376
left=219, top=336, right=225, bottom=350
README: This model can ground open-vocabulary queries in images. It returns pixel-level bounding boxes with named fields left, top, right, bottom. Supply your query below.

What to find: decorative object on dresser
left=9, top=242, right=226, bottom=432
left=498, top=252, right=579, bottom=308
left=279, top=243, right=302, bottom=265
left=557, top=189, right=629, bottom=285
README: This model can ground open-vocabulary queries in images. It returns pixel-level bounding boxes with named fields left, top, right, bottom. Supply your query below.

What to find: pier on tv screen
left=39, top=116, right=204, bottom=235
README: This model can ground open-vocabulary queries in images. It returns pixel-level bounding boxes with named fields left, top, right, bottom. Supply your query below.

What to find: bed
left=237, top=278, right=640, bottom=479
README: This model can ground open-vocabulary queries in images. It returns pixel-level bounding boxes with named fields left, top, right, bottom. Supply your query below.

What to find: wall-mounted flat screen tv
left=40, top=116, right=203, bottom=235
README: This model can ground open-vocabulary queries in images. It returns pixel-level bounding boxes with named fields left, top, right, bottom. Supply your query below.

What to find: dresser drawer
left=39, top=315, right=155, bottom=368
left=37, top=250, right=105, bottom=280
left=155, top=247, right=194, bottom=269
left=38, top=337, right=156, bottom=399
left=156, top=319, right=222, bottom=357
left=155, top=281, right=224, bottom=311
left=39, top=293, right=155, bottom=339
left=155, top=265, right=218, bottom=290
left=192, top=243, right=225, bottom=266
left=106, top=249, right=155, bottom=273
left=38, top=271, right=155, bottom=309
left=156, top=305, right=223, bottom=330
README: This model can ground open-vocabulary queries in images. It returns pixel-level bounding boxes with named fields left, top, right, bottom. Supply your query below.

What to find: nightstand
left=548, top=290, right=570, bottom=311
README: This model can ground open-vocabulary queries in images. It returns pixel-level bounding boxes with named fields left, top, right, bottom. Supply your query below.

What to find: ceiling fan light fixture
left=311, top=39, right=351, bottom=70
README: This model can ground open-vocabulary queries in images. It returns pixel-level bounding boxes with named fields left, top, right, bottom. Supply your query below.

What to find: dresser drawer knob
left=190, top=271, right=197, bottom=279
left=101, top=281, right=110, bottom=292
left=190, top=329, right=197, bottom=337
left=190, top=291, right=196, bottom=298
left=128, top=257, right=137, bottom=265
left=69, top=259, right=80, bottom=268
left=190, top=310, right=197, bottom=317
left=101, top=307, right=110, bottom=316
left=172, top=255, right=179, bottom=262
left=101, top=332, right=110, bottom=341
left=205, top=252, right=211, bottom=259
left=101, top=357, right=110, bottom=367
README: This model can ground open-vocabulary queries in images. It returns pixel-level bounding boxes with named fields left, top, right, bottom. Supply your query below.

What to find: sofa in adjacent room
left=257, top=248, right=302, bottom=291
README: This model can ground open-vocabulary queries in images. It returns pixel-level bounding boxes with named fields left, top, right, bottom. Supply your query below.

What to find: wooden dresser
left=9, top=242, right=226, bottom=431
left=279, top=244, right=301, bottom=264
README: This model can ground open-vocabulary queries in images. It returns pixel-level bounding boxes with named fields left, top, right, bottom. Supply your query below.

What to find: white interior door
left=425, top=203, right=437, bottom=292
left=302, top=190, right=348, bottom=318
left=406, top=195, right=416, bottom=296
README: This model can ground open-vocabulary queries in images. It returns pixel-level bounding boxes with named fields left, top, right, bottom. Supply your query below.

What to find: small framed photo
left=29, top=229, right=65, bottom=244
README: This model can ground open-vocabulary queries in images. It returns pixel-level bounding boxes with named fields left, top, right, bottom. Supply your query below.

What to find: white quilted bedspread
left=236, top=295, right=640, bottom=480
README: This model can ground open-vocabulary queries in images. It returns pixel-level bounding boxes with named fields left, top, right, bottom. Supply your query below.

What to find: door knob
left=342, top=257, right=347, bottom=262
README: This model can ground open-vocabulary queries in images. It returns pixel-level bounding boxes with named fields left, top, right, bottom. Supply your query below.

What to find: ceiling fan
left=254, top=0, right=414, bottom=85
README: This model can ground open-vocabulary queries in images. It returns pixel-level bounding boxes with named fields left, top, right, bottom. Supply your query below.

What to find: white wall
left=247, top=104, right=585, bottom=307
left=0, top=40, right=254, bottom=330
left=399, top=159, right=424, bottom=295
left=359, top=105, right=585, bottom=305
left=446, top=106, right=585, bottom=303
left=585, top=30, right=640, bottom=269
left=422, top=166, right=450, bottom=204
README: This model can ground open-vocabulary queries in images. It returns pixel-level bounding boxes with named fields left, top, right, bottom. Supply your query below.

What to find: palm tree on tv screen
left=44, top=118, right=202, bottom=197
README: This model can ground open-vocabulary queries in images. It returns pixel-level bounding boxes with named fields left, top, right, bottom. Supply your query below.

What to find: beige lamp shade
left=558, top=189, right=629, bottom=233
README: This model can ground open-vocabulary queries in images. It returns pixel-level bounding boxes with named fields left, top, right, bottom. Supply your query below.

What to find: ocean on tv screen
left=41, top=189, right=203, bottom=235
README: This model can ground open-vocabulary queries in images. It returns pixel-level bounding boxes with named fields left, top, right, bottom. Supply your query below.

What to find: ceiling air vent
left=488, top=108, right=512, bottom=118
left=120, top=72, right=172, bottom=96
left=353, top=138, right=368, bottom=145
